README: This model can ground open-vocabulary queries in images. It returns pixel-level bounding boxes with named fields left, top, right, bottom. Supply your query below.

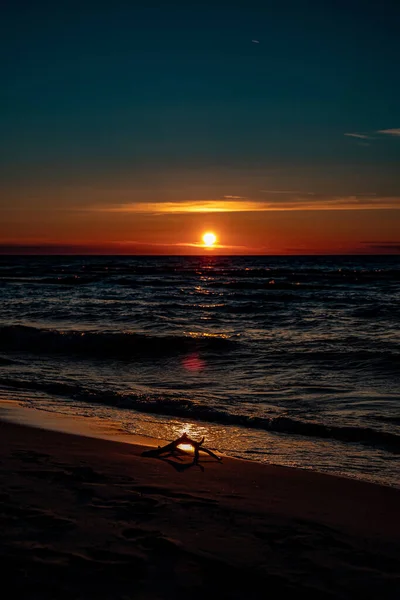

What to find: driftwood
left=141, top=433, right=222, bottom=465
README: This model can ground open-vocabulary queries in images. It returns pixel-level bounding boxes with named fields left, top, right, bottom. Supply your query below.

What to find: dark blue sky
left=0, top=1, right=399, bottom=253
left=1, top=2, right=399, bottom=173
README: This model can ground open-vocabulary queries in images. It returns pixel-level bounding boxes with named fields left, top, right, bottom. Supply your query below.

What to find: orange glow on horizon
left=0, top=199, right=399, bottom=255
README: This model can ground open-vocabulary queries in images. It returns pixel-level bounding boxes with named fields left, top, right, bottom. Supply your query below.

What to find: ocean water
left=0, top=255, right=399, bottom=487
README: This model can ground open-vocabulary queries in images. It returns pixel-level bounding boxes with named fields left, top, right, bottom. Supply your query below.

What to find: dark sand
left=1, top=420, right=399, bottom=599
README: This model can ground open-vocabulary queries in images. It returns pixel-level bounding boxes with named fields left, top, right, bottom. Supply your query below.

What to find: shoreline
left=0, top=398, right=167, bottom=449
left=1, top=398, right=399, bottom=490
left=1, top=416, right=399, bottom=598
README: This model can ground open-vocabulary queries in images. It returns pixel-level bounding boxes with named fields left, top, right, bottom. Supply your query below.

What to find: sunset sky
left=1, top=1, right=399, bottom=254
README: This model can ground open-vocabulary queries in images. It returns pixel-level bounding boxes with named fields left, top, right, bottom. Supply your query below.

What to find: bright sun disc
left=202, top=232, right=217, bottom=246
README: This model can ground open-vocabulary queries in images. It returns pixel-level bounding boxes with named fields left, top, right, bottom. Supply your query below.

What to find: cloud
left=344, top=133, right=371, bottom=140
left=223, top=195, right=247, bottom=199
left=361, top=241, right=400, bottom=252
left=251, top=40, right=260, bottom=44
left=0, top=244, right=119, bottom=255
left=344, top=129, right=400, bottom=140
left=89, top=195, right=400, bottom=214
left=377, top=128, right=400, bottom=137
left=260, top=189, right=315, bottom=195
left=0, top=241, right=265, bottom=255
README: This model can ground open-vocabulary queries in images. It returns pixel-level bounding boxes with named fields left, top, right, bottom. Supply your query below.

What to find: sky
left=0, top=0, right=399, bottom=254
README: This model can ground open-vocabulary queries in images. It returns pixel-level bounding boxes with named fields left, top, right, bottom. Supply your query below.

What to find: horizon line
left=0, top=252, right=399, bottom=257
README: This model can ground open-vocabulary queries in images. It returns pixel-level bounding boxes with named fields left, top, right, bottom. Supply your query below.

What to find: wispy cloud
left=0, top=241, right=265, bottom=255
left=377, top=128, right=400, bottom=137
left=260, top=189, right=300, bottom=194
left=260, top=189, right=315, bottom=195
left=361, top=241, right=400, bottom=252
left=344, top=128, right=400, bottom=140
left=92, top=201, right=260, bottom=213
left=223, top=195, right=247, bottom=199
left=344, top=133, right=371, bottom=140
left=112, top=240, right=249, bottom=250
left=89, top=195, right=400, bottom=214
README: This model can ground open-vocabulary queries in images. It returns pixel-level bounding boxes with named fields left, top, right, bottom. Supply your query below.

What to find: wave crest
left=1, top=377, right=399, bottom=453
left=0, top=325, right=238, bottom=358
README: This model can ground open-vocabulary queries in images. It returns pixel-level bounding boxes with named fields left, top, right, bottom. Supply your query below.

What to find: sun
left=202, top=232, right=217, bottom=247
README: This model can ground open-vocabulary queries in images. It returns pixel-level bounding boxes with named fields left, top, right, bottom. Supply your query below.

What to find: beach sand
left=1, top=418, right=399, bottom=599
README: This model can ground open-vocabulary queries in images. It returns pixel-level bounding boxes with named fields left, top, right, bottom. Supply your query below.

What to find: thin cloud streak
left=361, top=241, right=400, bottom=251
left=90, top=196, right=400, bottom=214
left=110, top=240, right=254, bottom=251
left=377, top=128, right=400, bottom=137
left=344, top=133, right=371, bottom=139
left=260, top=189, right=309, bottom=194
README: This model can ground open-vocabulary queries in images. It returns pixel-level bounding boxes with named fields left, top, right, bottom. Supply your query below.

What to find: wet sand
left=1, top=418, right=399, bottom=599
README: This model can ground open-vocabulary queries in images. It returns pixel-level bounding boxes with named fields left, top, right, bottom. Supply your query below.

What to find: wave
left=274, top=347, right=400, bottom=373
left=229, top=292, right=303, bottom=302
left=0, top=325, right=238, bottom=358
left=39, top=276, right=103, bottom=285
left=3, top=266, right=400, bottom=288
left=352, top=304, right=400, bottom=320
left=152, top=301, right=276, bottom=315
left=0, top=356, right=19, bottom=365
left=352, top=305, right=383, bottom=319
left=1, top=376, right=399, bottom=453
left=2, top=260, right=400, bottom=281
left=367, top=414, right=400, bottom=426
left=0, top=276, right=103, bottom=286
left=0, top=325, right=398, bottom=372
left=209, top=280, right=323, bottom=291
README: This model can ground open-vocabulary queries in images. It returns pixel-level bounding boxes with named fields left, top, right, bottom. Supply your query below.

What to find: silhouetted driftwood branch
left=141, top=433, right=222, bottom=464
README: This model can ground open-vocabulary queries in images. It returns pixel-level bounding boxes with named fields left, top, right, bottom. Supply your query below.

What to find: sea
left=0, top=255, right=399, bottom=487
